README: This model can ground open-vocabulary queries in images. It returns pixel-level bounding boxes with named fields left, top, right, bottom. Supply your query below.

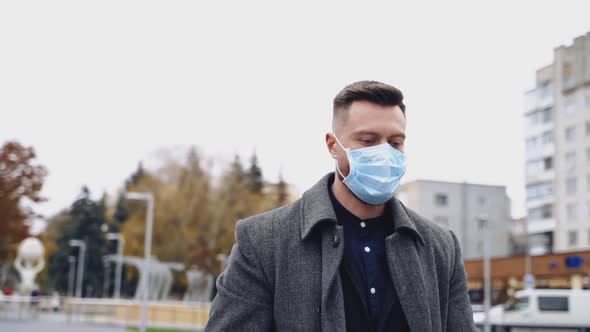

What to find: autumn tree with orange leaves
left=0, top=141, right=47, bottom=260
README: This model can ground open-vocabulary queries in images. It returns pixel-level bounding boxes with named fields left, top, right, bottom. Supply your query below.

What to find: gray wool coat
left=206, top=173, right=477, bottom=332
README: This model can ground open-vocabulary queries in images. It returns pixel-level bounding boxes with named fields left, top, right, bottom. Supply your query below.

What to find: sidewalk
left=0, top=313, right=128, bottom=332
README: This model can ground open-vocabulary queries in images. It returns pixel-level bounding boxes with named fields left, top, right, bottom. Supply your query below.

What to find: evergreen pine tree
left=125, top=162, right=145, bottom=189
left=247, top=152, right=263, bottom=194
left=48, top=187, right=107, bottom=297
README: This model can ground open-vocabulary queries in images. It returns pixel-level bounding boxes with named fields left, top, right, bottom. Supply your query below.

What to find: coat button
left=332, top=234, right=339, bottom=247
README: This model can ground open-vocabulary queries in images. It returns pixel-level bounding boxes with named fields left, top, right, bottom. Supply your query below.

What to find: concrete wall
left=398, top=180, right=512, bottom=260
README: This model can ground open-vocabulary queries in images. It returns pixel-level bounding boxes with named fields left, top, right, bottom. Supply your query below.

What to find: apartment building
left=524, top=31, right=590, bottom=254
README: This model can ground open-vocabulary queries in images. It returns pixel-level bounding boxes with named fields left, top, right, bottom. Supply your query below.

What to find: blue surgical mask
left=334, top=135, right=406, bottom=205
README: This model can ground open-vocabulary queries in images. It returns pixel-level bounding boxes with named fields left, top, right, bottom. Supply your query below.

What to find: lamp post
left=103, top=259, right=111, bottom=298
left=69, top=240, right=86, bottom=298
left=524, top=220, right=534, bottom=290
left=107, top=233, right=125, bottom=299
left=478, top=214, right=491, bottom=332
left=68, top=256, right=76, bottom=298
left=126, top=192, right=154, bottom=332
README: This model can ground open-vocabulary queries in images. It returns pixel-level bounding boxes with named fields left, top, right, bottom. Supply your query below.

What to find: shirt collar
left=300, top=173, right=425, bottom=247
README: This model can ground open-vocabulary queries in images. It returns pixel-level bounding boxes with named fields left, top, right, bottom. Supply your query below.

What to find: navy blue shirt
left=328, top=185, right=396, bottom=320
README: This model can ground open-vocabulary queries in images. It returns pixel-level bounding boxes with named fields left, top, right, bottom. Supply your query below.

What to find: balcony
left=525, top=121, right=554, bottom=137
left=526, top=169, right=555, bottom=183
left=524, top=86, right=554, bottom=113
left=525, top=143, right=555, bottom=161
left=526, top=195, right=554, bottom=210
left=527, top=218, right=556, bottom=235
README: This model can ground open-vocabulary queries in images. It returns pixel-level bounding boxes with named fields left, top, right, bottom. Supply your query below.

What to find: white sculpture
left=184, top=266, right=214, bottom=302
left=104, top=255, right=183, bottom=301
left=13, top=237, right=45, bottom=295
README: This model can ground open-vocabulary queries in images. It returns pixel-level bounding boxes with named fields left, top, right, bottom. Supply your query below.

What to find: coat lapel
left=299, top=173, right=346, bottom=331
left=320, top=225, right=345, bottom=332
left=386, top=199, right=432, bottom=331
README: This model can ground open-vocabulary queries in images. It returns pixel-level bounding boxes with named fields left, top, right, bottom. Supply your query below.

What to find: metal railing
left=0, top=295, right=56, bottom=320
left=65, top=297, right=210, bottom=330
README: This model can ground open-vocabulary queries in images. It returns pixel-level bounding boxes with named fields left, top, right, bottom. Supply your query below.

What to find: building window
left=566, top=178, right=577, bottom=195
left=539, top=81, right=552, bottom=97
left=506, top=296, right=530, bottom=311
left=541, top=132, right=551, bottom=144
left=542, top=108, right=552, bottom=123
left=478, top=196, right=487, bottom=208
left=434, top=193, right=448, bottom=206
left=565, top=152, right=576, bottom=172
left=586, top=122, right=590, bottom=136
left=563, top=62, right=574, bottom=90
left=541, top=131, right=552, bottom=144
left=526, top=183, right=553, bottom=201
left=568, top=230, right=578, bottom=246
left=433, top=216, right=449, bottom=227
left=527, top=158, right=552, bottom=176
left=542, top=205, right=552, bottom=218
left=527, top=160, right=542, bottom=176
left=565, top=126, right=576, bottom=141
left=526, top=137, right=538, bottom=151
left=564, top=96, right=577, bottom=114
left=544, top=157, right=552, bottom=170
left=567, top=203, right=578, bottom=221
left=586, top=94, right=590, bottom=109
left=528, top=204, right=552, bottom=220
left=527, top=109, right=552, bottom=126
left=527, top=112, right=539, bottom=126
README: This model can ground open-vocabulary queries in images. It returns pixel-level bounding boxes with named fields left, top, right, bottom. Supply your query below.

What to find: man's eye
left=360, top=139, right=374, bottom=145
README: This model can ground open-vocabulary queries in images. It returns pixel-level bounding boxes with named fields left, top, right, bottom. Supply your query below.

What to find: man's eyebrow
left=352, top=130, right=379, bottom=136
left=352, top=130, right=406, bottom=139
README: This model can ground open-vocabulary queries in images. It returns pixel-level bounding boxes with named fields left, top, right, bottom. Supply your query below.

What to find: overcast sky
left=2, top=1, right=590, bottom=231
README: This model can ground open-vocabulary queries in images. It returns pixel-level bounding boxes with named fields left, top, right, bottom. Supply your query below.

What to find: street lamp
left=524, top=220, right=534, bottom=290
left=69, top=240, right=86, bottom=298
left=68, top=256, right=76, bottom=298
left=103, top=259, right=111, bottom=298
left=478, top=214, right=491, bottom=332
left=126, top=191, right=154, bottom=332
left=106, top=233, right=125, bottom=299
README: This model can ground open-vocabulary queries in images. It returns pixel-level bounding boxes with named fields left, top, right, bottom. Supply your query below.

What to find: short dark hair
left=333, top=80, right=405, bottom=127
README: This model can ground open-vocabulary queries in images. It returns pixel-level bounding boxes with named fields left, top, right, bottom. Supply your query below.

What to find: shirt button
left=360, top=222, right=366, bottom=228
left=364, top=246, right=371, bottom=253
left=370, top=288, right=376, bottom=294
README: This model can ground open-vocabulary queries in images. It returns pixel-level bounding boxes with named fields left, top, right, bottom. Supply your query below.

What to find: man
left=206, top=81, right=477, bottom=331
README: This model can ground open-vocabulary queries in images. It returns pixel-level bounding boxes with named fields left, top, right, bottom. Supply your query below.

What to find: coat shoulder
left=232, top=199, right=303, bottom=290
left=236, top=198, right=302, bottom=241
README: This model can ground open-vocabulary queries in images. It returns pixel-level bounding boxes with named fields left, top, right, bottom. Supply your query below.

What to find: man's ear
left=325, top=133, right=338, bottom=159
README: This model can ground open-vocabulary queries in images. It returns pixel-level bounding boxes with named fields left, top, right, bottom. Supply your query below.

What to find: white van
left=487, top=289, right=590, bottom=328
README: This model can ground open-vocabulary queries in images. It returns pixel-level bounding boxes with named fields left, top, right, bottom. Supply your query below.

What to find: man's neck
left=331, top=176, right=385, bottom=220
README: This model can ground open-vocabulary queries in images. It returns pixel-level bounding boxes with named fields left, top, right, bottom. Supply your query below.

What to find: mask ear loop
left=332, top=133, right=349, bottom=180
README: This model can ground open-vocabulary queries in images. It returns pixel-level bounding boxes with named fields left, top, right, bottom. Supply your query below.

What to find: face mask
left=333, top=135, right=406, bottom=205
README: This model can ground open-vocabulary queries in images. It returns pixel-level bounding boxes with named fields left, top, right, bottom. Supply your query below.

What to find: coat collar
left=300, top=173, right=425, bottom=246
